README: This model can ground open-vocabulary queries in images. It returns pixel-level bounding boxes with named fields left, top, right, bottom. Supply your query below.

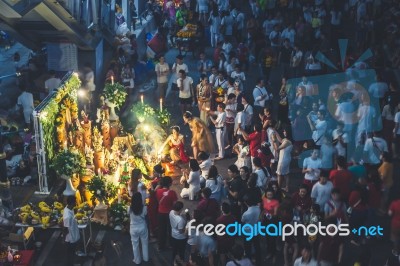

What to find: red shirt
left=196, top=198, right=220, bottom=221
left=262, top=198, right=279, bottom=215
left=366, top=182, right=381, bottom=209
left=329, top=169, right=353, bottom=200
left=389, top=199, right=400, bottom=229
left=156, top=188, right=178, bottom=214
left=248, top=132, right=261, bottom=157
left=291, top=192, right=312, bottom=213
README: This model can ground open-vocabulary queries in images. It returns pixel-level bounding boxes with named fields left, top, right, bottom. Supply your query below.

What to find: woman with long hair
left=159, top=126, right=189, bottom=165
left=276, top=127, right=293, bottom=192
left=206, top=165, right=223, bottom=202
left=129, top=192, right=149, bottom=265
left=128, top=169, right=148, bottom=203
left=148, top=164, right=164, bottom=237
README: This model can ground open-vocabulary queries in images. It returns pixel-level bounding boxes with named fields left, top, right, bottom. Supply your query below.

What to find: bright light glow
left=78, top=89, right=86, bottom=97
left=73, top=72, right=79, bottom=77
left=143, top=124, right=150, bottom=132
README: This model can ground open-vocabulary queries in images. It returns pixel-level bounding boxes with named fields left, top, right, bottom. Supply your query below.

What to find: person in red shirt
left=317, top=217, right=344, bottom=265
left=292, top=184, right=312, bottom=221
left=216, top=202, right=237, bottom=266
left=240, top=123, right=264, bottom=169
left=262, top=189, right=280, bottom=262
left=148, top=164, right=164, bottom=237
left=329, top=156, right=353, bottom=202
left=155, top=176, right=178, bottom=251
left=196, top=188, right=220, bottom=223
left=348, top=188, right=368, bottom=246
left=389, top=197, right=400, bottom=256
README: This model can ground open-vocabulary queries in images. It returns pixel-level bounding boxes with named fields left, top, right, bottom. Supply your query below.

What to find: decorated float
left=26, top=71, right=172, bottom=230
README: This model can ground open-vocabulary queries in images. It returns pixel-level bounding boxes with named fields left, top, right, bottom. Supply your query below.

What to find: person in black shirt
left=224, top=164, right=244, bottom=220
left=279, top=39, right=293, bottom=78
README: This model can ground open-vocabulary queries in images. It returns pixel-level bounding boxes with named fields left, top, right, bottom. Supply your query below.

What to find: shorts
left=179, top=97, right=192, bottom=105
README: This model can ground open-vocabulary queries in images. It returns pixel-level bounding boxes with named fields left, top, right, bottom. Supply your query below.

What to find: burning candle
left=160, top=98, right=163, bottom=112
left=111, top=76, right=114, bottom=85
left=141, top=94, right=144, bottom=105
left=63, top=141, right=67, bottom=150
left=117, top=189, right=121, bottom=204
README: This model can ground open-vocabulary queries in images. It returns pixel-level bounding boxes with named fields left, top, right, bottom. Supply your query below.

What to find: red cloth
left=262, top=198, right=280, bottom=214
left=348, top=191, right=367, bottom=211
left=14, top=250, right=34, bottom=266
left=148, top=192, right=158, bottom=234
left=171, top=142, right=189, bottom=163
left=389, top=199, right=400, bottom=229
left=329, top=169, right=353, bottom=200
left=291, top=192, right=312, bottom=213
left=156, top=188, right=178, bottom=214
left=196, top=198, right=220, bottom=222
left=248, top=132, right=262, bottom=157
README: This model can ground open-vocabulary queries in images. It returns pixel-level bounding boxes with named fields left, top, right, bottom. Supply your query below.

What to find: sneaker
left=224, top=145, right=231, bottom=150
left=213, top=157, right=223, bottom=161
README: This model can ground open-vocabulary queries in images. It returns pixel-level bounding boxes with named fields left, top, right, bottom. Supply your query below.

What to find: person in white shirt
left=222, top=38, right=233, bottom=59
left=291, top=45, right=303, bottom=77
left=298, top=76, right=314, bottom=96
left=332, top=122, right=349, bottom=157
left=63, top=196, right=80, bottom=266
left=363, top=132, right=388, bottom=166
left=129, top=192, right=149, bottom=264
left=177, top=70, right=194, bottom=115
left=293, top=245, right=318, bottom=266
left=155, top=55, right=170, bottom=100
left=281, top=24, right=296, bottom=45
left=368, top=75, right=388, bottom=99
left=170, top=55, right=189, bottom=95
left=253, top=78, right=270, bottom=117
left=230, top=65, right=246, bottom=91
left=209, top=103, right=227, bottom=160
left=224, top=93, right=237, bottom=149
left=303, top=149, right=322, bottom=187
left=17, top=86, right=34, bottom=128
left=356, top=93, right=377, bottom=144
left=263, top=14, right=275, bottom=37
left=253, top=157, right=269, bottom=191
left=209, top=66, right=218, bottom=85
left=269, top=25, right=282, bottom=50
left=234, top=103, right=246, bottom=136
left=169, top=201, right=187, bottom=264
left=307, top=110, right=327, bottom=146
left=181, top=159, right=201, bottom=200
left=242, top=96, right=253, bottom=132
left=44, top=70, right=61, bottom=95
left=214, top=71, right=228, bottom=89
left=311, top=172, right=333, bottom=211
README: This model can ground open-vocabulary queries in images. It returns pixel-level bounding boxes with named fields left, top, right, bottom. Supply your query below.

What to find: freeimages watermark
left=187, top=220, right=383, bottom=241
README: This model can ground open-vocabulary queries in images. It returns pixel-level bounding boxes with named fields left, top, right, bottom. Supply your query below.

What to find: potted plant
left=51, top=148, right=86, bottom=196
left=103, top=83, right=127, bottom=121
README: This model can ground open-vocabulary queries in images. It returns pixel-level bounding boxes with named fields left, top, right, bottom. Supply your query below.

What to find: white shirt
left=311, top=181, right=333, bottom=208
left=312, top=119, right=327, bottom=145
left=369, top=82, right=388, bottom=98
left=303, top=157, right=322, bottom=181
left=177, top=76, right=193, bottom=98
left=395, top=112, right=400, bottom=135
left=128, top=206, right=147, bottom=227
left=63, top=207, right=80, bottom=243
left=253, top=86, right=269, bottom=107
left=199, top=158, right=212, bottom=178
left=186, top=218, right=197, bottom=245
left=281, top=28, right=296, bottom=44
left=172, top=63, right=189, bottom=83
left=332, top=129, right=349, bottom=157
left=215, top=111, right=226, bottom=128
left=169, top=211, right=186, bottom=239
left=294, top=257, right=318, bottom=266
left=243, top=104, right=253, bottom=127
left=364, top=137, right=388, bottom=164
left=255, top=168, right=269, bottom=189
left=382, top=105, right=396, bottom=121
left=155, top=62, right=170, bottom=83
left=45, top=77, right=61, bottom=92
left=234, top=111, right=245, bottom=134
left=17, top=92, right=34, bottom=111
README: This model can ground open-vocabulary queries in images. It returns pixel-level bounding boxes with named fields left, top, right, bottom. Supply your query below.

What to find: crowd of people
left=118, top=0, right=400, bottom=265
left=5, top=0, right=396, bottom=264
